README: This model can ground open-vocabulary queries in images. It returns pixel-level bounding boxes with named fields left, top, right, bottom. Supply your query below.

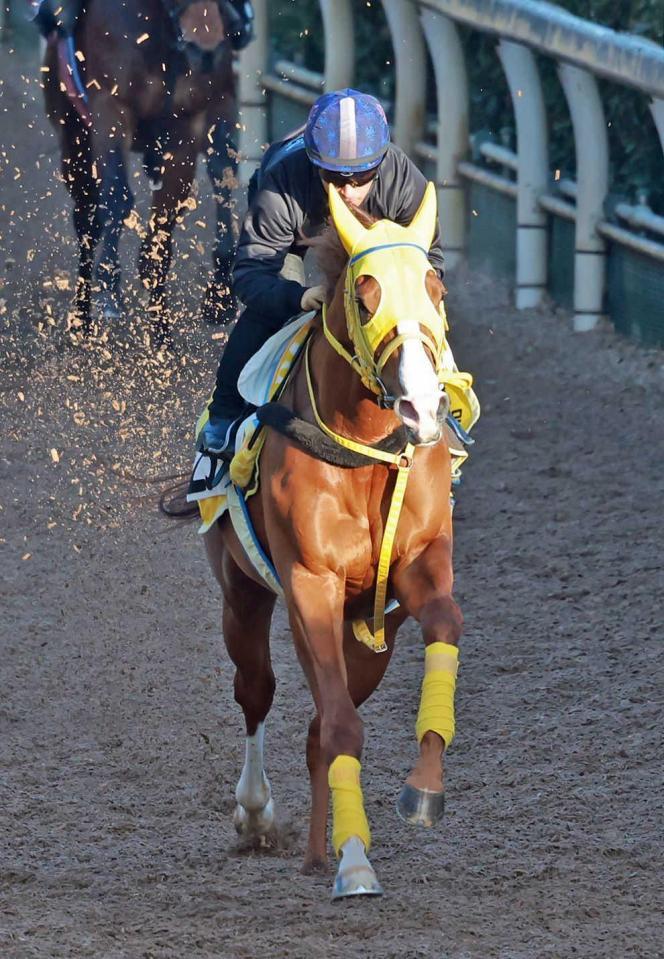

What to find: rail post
left=419, top=9, right=469, bottom=269
left=650, top=98, right=664, bottom=154
left=237, top=0, right=269, bottom=184
left=558, top=64, right=609, bottom=332
left=498, top=40, right=549, bottom=309
left=320, top=0, right=355, bottom=90
left=382, top=0, right=427, bottom=156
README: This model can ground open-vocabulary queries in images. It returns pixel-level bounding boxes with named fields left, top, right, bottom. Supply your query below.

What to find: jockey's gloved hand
left=300, top=285, right=326, bottom=312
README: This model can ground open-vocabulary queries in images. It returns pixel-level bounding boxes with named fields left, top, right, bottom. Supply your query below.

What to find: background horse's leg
left=285, top=577, right=381, bottom=897
left=138, top=135, right=198, bottom=347
left=86, top=92, right=133, bottom=325
left=95, top=144, right=134, bottom=319
left=204, top=526, right=277, bottom=838
left=202, top=118, right=238, bottom=326
left=68, top=125, right=102, bottom=336
left=392, top=535, right=463, bottom=827
left=302, top=612, right=404, bottom=875
left=43, top=47, right=100, bottom=335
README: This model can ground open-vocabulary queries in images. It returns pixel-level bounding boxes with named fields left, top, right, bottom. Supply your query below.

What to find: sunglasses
left=321, top=167, right=378, bottom=189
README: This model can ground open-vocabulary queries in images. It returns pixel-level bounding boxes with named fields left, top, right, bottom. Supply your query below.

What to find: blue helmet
left=304, top=89, right=390, bottom=174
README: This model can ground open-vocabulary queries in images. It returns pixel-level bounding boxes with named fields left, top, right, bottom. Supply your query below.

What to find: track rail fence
left=237, top=0, right=664, bottom=342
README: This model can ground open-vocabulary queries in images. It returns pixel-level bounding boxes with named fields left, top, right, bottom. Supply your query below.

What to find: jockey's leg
left=202, top=287, right=301, bottom=456
left=202, top=118, right=238, bottom=325
left=392, top=534, right=463, bottom=826
left=207, top=306, right=284, bottom=419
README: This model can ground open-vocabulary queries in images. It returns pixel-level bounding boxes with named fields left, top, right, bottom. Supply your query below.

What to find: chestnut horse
left=204, top=183, right=470, bottom=899
left=42, top=0, right=239, bottom=341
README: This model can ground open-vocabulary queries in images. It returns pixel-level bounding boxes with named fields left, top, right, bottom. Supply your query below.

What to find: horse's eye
left=355, top=298, right=372, bottom=324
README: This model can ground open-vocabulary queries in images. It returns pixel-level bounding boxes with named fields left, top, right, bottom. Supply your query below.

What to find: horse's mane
left=303, top=202, right=378, bottom=302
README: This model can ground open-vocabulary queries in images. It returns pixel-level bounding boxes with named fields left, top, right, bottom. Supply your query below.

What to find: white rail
left=237, top=0, right=664, bottom=331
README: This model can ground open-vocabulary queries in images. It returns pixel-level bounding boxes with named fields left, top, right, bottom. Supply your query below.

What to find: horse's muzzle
left=395, top=390, right=449, bottom=447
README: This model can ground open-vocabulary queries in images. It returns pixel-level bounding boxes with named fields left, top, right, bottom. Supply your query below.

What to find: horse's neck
left=313, top=317, right=398, bottom=446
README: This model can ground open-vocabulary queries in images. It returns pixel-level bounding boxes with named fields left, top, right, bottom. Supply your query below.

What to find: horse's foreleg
left=62, top=117, right=100, bottom=334
left=286, top=573, right=382, bottom=898
left=95, top=145, right=134, bottom=319
left=86, top=93, right=133, bottom=323
left=392, top=535, right=463, bottom=827
left=43, top=44, right=99, bottom=335
left=207, top=528, right=277, bottom=838
left=303, top=613, right=403, bottom=875
left=202, top=118, right=238, bottom=326
left=139, top=138, right=197, bottom=346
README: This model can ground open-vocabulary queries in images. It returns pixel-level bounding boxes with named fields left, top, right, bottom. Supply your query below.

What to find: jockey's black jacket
left=232, top=140, right=445, bottom=323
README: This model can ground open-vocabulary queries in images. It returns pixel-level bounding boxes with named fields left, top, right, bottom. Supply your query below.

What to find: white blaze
left=396, top=333, right=441, bottom=444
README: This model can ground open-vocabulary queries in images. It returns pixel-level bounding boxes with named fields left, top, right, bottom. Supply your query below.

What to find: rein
left=304, top=337, right=414, bottom=654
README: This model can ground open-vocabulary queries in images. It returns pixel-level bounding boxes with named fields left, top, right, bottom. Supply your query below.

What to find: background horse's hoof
left=233, top=796, right=275, bottom=837
left=331, top=836, right=383, bottom=901
left=94, top=289, right=123, bottom=320
left=396, top=783, right=445, bottom=828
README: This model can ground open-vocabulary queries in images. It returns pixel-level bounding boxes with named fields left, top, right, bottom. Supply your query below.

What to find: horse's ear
left=407, top=181, right=438, bottom=249
left=328, top=184, right=368, bottom=255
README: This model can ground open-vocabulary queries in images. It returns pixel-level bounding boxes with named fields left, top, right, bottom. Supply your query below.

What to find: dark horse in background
left=39, top=0, right=251, bottom=342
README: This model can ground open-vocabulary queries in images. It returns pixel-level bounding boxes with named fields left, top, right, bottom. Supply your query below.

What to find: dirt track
left=1, top=42, right=663, bottom=959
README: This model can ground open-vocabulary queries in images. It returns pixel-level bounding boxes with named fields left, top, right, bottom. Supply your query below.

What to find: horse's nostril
left=395, top=399, right=419, bottom=426
left=437, top=392, right=450, bottom=421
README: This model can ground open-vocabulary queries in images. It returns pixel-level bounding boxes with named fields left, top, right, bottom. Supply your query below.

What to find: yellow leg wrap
left=415, top=642, right=459, bottom=747
left=328, top=755, right=371, bottom=856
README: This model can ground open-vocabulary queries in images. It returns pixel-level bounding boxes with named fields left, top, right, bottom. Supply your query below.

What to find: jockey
left=203, top=88, right=446, bottom=456
left=30, top=0, right=255, bottom=50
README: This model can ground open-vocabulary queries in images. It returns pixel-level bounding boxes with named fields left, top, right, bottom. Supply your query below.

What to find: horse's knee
left=306, top=716, right=321, bottom=773
left=320, top=708, right=364, bottom=766
left=233, top=666, right=275, bottom=727
left=421, top=594, right=463, bottom=646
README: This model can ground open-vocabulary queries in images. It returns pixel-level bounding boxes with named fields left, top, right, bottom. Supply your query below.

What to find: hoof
left=94, top=289, right=123, bottom=320
left=233, top=797, right=275, bottom=837
left=331, top=836, right=383, bottom=901
left=396, top=783, right=445, bottom=828
left=301, top=856, right=329, bottom=876
left=332, top=866, right=383, bottom=900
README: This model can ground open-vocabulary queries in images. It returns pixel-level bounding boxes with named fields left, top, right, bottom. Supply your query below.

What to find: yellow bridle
left=322, top=185, right=450, bottom=400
